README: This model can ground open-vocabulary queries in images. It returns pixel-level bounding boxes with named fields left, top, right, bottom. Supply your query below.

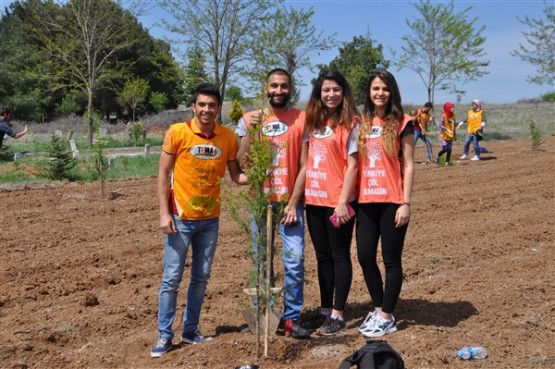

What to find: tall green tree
left=317, top=34, right=388, bottom=105
left=0, top=1, right=182, bottom=122
left=247, top=6, right=337, bottom=104
left=0, top=1, right=55, bottom=121
left=150, top=91, right=169, bottom=112
left=511, top=0, right=555, bottom=86
left=182, top=43, right=208, bottom=104
left=26, top=0, right=142, bottom=145
left=159, top=0, right=278, bottom=101
left=394, top=0, right=490, bottom=103
left=120, top=78, right=150, bottom=122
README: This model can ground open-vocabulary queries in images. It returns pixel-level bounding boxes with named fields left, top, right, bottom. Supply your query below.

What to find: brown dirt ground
left=1, top=137, right=554, bottom=369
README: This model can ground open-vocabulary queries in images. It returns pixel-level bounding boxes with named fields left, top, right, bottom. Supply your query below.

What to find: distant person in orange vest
left=302, top=70, right=360, bottom=336
left=356, top=70, right=414, bottom=338
left=412, top=102, right=435, bottom=163
left=0, top=108, right=29, bottom=149
left=437, top=102, right=457, bottom=166
left=151, top=83, right=247, bottom=358
left=458, top=99, right=486, bottom=161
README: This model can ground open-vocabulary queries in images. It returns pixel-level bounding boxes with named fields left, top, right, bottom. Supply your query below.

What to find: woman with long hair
left=303, top=70, right=360, bottom=335
left=356, top=69, right=414, bottom=337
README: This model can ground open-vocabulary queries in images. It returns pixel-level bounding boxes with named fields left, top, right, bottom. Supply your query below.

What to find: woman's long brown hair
left=305, top=70, right=359, bottom=134
left=357, top=70, right=404, bottom=157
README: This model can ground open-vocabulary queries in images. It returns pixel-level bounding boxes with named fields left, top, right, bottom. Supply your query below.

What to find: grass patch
left=0, top=154, right=159, bottom=185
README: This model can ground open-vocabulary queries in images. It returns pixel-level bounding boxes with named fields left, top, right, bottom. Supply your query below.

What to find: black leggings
left=306, top=203, right=356, bottom=311
left=437, top=141, right=453, bottom=163
left=356, top=203, right=408, bottom=314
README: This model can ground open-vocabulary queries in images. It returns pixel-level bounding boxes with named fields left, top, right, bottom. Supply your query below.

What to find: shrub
left=45, top=133, right=77, bottom=180
left=541, top=91, right=555, bottom=102
left=529, top=119, right=544, bottom=150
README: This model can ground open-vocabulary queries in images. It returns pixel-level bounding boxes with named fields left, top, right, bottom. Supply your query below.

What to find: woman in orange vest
left=302, top=71, right=360, bottom=336
left=356, top=70, right=414, bottom=337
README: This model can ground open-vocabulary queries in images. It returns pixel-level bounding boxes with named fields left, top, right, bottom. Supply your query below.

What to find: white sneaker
left=358, top=310, right=377, bottom=333
left=471, top=155, right=480, bottom=161
left=360, top=314, right=397, bottom=337
left=459, top=154, right=467, bottom=159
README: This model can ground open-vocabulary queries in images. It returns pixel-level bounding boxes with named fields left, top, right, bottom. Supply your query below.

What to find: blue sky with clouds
left=1, top=0, right=550, bottom=105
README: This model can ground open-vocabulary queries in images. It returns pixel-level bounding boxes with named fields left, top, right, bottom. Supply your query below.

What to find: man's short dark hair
left=266, top=68, right=291, bottom=83
left=424, top=102, right=433, bottom=109
left=193, top=83, right=222, bottom=105
left=0, top=108, right=13, bottom=117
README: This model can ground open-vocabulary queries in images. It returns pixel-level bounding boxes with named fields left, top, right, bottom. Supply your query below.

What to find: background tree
left=24, top=0, right=145, bottom=145
left=317, top=34, right=388, bottom=105
left=182, top=43, right=209, bottom=105
left=120, top=78, right=150, bottom=122
left=511, top=0, right=555, bottom=86
left=394, top=0, right=490, bottom=103
left=159, top=0, right=278, bottom=101
left=150, top=91, right=169, bottom=112
left=0, top=1, right=183, bottom=122
left=0, top=1, right=55, bottom=121
left=228, top=99, right=243, bottom=125
left=247, top=6, right=338, bottom=104
left=55, top=92, right=82, bottom=118
left=226, top=86, right=244, bottom=102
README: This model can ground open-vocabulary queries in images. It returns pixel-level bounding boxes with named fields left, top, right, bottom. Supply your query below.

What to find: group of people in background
left=414, top=99, right=487, bottom=166
left=149, top=66, right=487, bottom=358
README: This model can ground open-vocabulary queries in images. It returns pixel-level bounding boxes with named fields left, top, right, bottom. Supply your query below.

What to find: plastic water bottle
left=457, top=346, right=488, bottom=360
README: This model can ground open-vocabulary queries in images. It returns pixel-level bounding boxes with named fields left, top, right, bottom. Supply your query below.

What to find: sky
left=1, top=0, right=551, bottom=105
left=138, top=0, right=551, bottom=105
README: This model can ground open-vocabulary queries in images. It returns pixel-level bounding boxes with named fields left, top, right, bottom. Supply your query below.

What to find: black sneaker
left=302, top=313, right=329, bottom=331
left=316, top=316, right=347, bottom=336
left=181, top=330, right=213, bottom=345
left=284, top=319, right=311, bottom=339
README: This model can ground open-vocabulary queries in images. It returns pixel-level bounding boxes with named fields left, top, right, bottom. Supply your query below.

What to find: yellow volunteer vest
left=441, top=113, right=456, bottom=141
left=466, top=109, right=483, bottom=134
left=415, top=110, right=431, bottom=131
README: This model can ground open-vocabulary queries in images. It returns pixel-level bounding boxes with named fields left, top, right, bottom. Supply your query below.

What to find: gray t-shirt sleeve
left=235, top=117, right=247, bottom=137
left=347, top=124, right=359, bottom=156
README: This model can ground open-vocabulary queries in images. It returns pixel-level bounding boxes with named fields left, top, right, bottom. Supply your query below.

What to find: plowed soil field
left=1, top=137, right=553, bottom=369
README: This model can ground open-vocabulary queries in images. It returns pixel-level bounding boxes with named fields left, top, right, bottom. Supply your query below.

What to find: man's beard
left=267, top=92, right=290, bottom=109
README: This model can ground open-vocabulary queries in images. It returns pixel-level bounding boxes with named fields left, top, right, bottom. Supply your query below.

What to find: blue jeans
left=414, top=130, right=434, bottom=161
left=157, top=215, right=219, bottom=341
left=249, top=202, right=305, bottom=321
left=463, top=134, right=480, bottom=157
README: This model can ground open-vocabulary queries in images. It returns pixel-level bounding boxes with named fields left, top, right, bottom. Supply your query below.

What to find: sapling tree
left=529, top=119, right=544, bottom=150
left=45, top=133, right=77, bottom=180
left=93, top=135, right=109, bottom=198
left=221, top=97, right=285, bottom=361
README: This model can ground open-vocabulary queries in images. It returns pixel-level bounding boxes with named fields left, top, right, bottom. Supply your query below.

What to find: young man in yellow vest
left=411, top=102, right=435, bottom=163
left=152, top=83, right=247, bottom=358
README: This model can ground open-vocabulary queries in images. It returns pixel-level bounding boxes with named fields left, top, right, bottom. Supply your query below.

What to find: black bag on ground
left=338, top=340, right=404, bottom=369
